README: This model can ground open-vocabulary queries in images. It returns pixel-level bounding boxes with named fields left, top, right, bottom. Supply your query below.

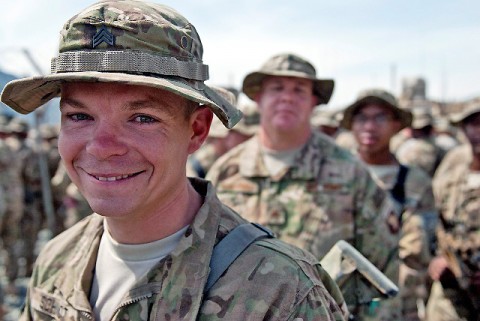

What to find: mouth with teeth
left=93, top=172, right=142, bottom=182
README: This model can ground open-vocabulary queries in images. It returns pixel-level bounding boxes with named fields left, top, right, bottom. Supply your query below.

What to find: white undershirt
left=89, top=220, right=188, bottom=321
left=262, top=145, right=304, bottom=176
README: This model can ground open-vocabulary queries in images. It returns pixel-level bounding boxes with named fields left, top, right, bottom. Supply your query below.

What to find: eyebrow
left=59, top=97, right=85, bottom=110
left=60, top=95, right=179, bottom=116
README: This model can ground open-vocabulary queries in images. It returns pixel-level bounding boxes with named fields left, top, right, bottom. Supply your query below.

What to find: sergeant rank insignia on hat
left=92, top=25, right=115, bottom=48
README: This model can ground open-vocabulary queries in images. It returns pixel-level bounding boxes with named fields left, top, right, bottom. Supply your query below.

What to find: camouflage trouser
left=0, top=209, right=22, bottom=282
left=399, top=264, right=428, bottom=321
left=19, top=201, right=44, bottom=277
left=425, top=281, right=473, bottom=321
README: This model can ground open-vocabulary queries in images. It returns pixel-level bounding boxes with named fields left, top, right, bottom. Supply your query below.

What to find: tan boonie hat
left=450, top=102, right=480, bottom=126
left=341, top=88, right=412, bottom=130
left=208, top=90, right=260, bottom=138
left=0, top=0, right=242, bottom=129
left=242, top=53, right=334, bottom=105
left=208, top=86, right=236, bottom=138
left=232, top=101, right=260, bottom=136
left=411, top=107, right=434, bottom=129
left=311, top=107, right=340, bottom=128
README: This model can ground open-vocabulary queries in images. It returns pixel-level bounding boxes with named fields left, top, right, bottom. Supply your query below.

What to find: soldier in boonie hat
left=242, top=53, right=334, bottom=104
left=310, top=107, right=340, bottom=137
left=3, top=2, right=348, bottom=320
left=450, top=101, right=480, bottom=126
left=411, top=106, right=434, bottom=130
left=341, top=88, right=412, bottom=130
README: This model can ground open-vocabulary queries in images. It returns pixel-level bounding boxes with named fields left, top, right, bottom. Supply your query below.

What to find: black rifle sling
left=390, top=164, right=409, bottom=206
left=205, top=223, right=274, bottom=293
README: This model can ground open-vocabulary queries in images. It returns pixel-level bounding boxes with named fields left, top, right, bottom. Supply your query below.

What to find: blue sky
left=1, top=0, right=479, bottom=116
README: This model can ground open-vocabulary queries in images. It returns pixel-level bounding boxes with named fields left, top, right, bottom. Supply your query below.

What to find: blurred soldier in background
left=187, top=89, right=260, bottom=178
left=396, top=106, right=449, bottom=177
left=310, top=107, right=341, bottom=138
left=207, top=53, right=398, bottom=320
left=51, top=161, right=92, bottom=229
left=0, top=118, right=27, bottom=291
left=341, top=89, right=437, bottom=321
left=433, top=117, right=460, bottom=152
left=426, top=102, right=480, bottom=321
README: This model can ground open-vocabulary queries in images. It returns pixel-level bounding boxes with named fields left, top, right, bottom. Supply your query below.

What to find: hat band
left=51, top=50, right=209, bottom=81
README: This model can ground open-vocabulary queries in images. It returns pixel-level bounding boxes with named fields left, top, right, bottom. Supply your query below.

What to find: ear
left=188, top=107, right=213, bottom=154
left=310, top=96, right=319, bottom=110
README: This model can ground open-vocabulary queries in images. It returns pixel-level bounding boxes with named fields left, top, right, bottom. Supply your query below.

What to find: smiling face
left=59, top=82, right=211, bottom=220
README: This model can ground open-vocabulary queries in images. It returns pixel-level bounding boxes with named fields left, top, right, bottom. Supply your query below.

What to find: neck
left=470, top=157, right=480, bottom=171
left=358, top=149, right=397, bottom=165
left=259, top=127, right=311, bottom=151
left=105, top=179, right=202, bottom=244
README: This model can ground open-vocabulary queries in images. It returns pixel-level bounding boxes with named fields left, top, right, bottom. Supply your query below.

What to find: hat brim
left=450, top=105, right=480, bottom=126
left=242, top=71, right=334, bottom=105
left=341, top=96, right=412, bottom=130
left=1, top=71, right=242, bottom=129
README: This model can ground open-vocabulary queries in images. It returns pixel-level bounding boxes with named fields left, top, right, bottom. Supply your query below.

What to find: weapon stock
left=321, top=240, right=399, bottom=308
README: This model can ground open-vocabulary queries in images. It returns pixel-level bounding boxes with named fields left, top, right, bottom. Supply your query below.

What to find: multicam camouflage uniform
left=366, top=164, right=436, bottom=321
left=395, top=137, right=447, bottom=177
left=0, top=126, right=26, bottom=284
left=395, top=107, right=448, bottom=177
left=425, top=103, right=480, bottom=320
left=426, top=151, right=480, bottom=320
left=207, top=131, right=400, bottom=320
left=21, top=179, right=348, bottom=321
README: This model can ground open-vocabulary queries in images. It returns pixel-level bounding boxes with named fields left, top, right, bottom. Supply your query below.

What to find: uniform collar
left=239, top=132, right=332, bottom=180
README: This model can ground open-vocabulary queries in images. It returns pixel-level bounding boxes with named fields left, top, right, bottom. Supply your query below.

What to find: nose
left=362, top=117, right=378, bottom=130
left=279, top=87, right=295, bottom=102
left=86, top=121, right=128, bottom=160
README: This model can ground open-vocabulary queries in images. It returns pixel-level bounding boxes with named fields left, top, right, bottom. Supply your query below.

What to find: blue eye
left=134, top=115, right=156, bottom=123
left=69, top=113, right=92, bottom=121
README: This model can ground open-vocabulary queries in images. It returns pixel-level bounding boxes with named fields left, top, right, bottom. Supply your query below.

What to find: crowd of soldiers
left=0, top=54, right=478, bottom=321
left=0, top=114, right=91, bottom=319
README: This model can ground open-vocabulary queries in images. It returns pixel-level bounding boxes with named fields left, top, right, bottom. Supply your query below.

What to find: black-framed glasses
left=352, top=113, right=396, bottom=125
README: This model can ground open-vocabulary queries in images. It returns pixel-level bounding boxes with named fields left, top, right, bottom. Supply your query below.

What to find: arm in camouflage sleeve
left=399, top=168, right=437, bottom=269
left=198, top=240, right=349, bottom=321
left=351, top=164, right=399, bottom=272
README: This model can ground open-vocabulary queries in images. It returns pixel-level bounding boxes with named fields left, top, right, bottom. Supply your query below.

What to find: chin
left=88, top=200, right=131, bottom=218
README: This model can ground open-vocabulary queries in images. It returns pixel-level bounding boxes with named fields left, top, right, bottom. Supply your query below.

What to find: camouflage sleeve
left=284, top=282, right=349, bottom=321
left=351, top=165, right=399, bottom=272
left=399, top=169, right=436, bottom=268
left=198, top=239, right=348, bottom=321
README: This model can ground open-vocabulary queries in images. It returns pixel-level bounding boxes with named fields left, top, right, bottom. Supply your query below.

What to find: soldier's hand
left=428, top=256, right=449, bottom=280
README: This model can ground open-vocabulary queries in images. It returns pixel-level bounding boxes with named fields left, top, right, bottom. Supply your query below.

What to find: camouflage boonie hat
left=450, top=101, right=480, bottom=126
left=0, top=0, right=242, bottom=129
left=209, top=100, right=259, bottom=138
left=232, top=101, right=260, bottom=136
left=242, top=53, right=334, bottom=105
left=411, top=107, right=434, bottom=129
left=341, top=88, right=412, bottom=130
left=311, top=107, right=340, bottom=128
left=208, top=86, right=236, bottom=138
